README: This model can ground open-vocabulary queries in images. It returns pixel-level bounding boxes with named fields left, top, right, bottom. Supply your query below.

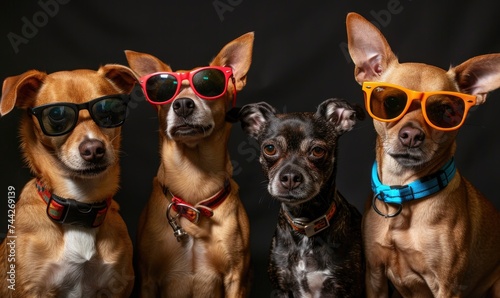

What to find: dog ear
left=449, top=53, right=500, bottom=105
left=316, top=98, right=365, bottom=134
left=99, top=64, right=139, bottom=94
left=124, top=50, right=173, bottom=77
left=1, top=70, right=46, bottom=116
left=239, top=102, right=277, bottom=139
left=210, top=32, right=254, bottom=91
left=346, top=12, right=398, bottom=83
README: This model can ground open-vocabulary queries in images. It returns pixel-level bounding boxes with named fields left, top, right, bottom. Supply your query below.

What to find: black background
left=1, top=1, right=499, bottom=296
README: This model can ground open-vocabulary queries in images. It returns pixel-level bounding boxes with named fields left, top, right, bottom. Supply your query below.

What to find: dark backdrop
left=1, top=1, right=499, bottom=296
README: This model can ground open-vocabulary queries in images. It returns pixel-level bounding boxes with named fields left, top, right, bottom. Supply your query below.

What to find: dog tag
left=166, top=202, right=188, bottom=241
left=304, top=215, right=329, bottom=237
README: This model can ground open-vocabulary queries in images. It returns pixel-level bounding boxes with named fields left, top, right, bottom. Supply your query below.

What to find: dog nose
left=280, top=171, right=303, bottom=190
left=399, top=126, right=425, bottom=148
left=173, top=98, right=195, bottom=118
left=79, top=139, right=105, bottom=162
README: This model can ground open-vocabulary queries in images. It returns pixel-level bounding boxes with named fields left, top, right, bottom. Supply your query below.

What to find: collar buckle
left=37, top=179, right=109, bottom=228
left=172, top=202, right=201, bottom=224
left=283, top=196, right=337, bottom=237
left=304, top=215, right=330, bottom=237
left=47, top=195, right=108, bottom=227
left=162, top=179, right=231, bottom=240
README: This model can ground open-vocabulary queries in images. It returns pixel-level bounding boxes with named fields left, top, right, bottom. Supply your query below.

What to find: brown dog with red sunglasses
left=0, top=65, right=137, bottom=297
left=346, top=12, right=500, bottom=297
left=125, top=32, right=254, bottom=297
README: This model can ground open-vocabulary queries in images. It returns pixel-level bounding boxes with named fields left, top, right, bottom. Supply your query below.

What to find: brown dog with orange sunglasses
left=347, top=12, right=500, bottom=297
left=125, top=32, right=254, bottom=297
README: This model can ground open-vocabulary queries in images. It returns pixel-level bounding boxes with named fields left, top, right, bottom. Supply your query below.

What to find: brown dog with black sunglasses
left=125, top=32, right=254, bottom=297
left=347, top=12, right=500, bottom=297
left=0, top=65, right=137, bottom=297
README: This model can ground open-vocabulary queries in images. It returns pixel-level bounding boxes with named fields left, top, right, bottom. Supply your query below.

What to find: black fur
left=240, top=98, right=365, bottom=297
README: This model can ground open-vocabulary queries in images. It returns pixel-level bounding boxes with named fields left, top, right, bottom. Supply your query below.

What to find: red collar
left=282, top=194, right=337, bottom=237
left=162, top=179, right=231, bottom=223
left=36, top=179, right=111, bottom=228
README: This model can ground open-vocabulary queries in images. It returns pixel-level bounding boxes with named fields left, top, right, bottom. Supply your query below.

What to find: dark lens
left=426, top=95, right=465, bottom=128
left=369, top=86, right=408, bottom=119
left=40, top=106, right=76, bottom=135
left=146, top=74, right=178, bottom=103
left=91, top=97, right=128, bottom=127
left=192, top=69, right=225, bottom=98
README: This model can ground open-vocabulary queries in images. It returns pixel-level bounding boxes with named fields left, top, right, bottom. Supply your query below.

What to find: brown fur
left=347, top=12, right=500, bottom=297
left=126, top=32, right=254, bottom=297
left=0, top=65, right=137, bottom=297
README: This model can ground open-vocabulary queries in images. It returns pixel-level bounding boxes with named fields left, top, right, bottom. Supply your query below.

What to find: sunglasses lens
left=91, top=97, right=128, bottom=127
left=146, top=74, right=178, bottom=103
left=192, top=69, right=226, bottom=98
left=369, top=86, right=408, bottom=120
left=425, top=95, right=465, bottom=128
left=40, top=106, right=76, bottom=135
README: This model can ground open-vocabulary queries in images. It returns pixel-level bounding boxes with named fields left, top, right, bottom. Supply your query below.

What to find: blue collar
left=371, top=158, right=456, bottom=205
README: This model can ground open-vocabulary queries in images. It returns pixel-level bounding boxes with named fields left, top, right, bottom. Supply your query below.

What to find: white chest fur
left=48, top=226, right=115, bottom=297
left=293, top=237, right=332, bottom=298
left=64, top=226, right=97, bottom=262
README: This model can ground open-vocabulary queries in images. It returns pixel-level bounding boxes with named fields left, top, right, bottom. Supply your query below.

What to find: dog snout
left=280, top=169, right=303, bottom=190
left=173, top=97, right=195, bottom=118
left=79, top=139, right=106, bottom=162
left=399, top=125, right=425, bottom=148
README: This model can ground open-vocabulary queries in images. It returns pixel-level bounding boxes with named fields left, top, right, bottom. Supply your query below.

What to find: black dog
left=239, top=98, right=365, bottom=297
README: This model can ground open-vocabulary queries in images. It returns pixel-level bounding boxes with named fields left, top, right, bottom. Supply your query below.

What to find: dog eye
left=48, top=107, right=66, bottom=121
left=46, top=107, right=70, bottom=132
left=263, top=144, right=277, bottom=156
left=310, top=147, right=326, bottom=158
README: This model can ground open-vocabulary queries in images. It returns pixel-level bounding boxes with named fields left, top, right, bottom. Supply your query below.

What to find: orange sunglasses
left=362, top=82, right=476, bottom=131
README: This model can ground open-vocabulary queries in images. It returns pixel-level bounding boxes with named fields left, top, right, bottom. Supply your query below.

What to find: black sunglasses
left=28, top=94, right=130, bottom=136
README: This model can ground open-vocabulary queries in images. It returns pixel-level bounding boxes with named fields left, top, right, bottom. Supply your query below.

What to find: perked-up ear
left=449, top=53, right=500, bottom=105
left=124, top=50, right=173, bottom=77
left=316, top=98, right=365, bottom=135
left=239, top=102, right=277, bottom=139
left=99, top=64, right=139, bottom=94
left=346, top=12, right=398, bottom=83
left=210, top=32, right=254, bottom=91
left=1, top=70, right=46, bottom=116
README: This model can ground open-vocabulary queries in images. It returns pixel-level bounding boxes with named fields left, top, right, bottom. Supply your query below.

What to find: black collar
left=36, top=179, right=110, bottom=228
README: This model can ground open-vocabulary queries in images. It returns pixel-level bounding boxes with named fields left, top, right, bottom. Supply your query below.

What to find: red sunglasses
left=139, top=66, right=236, bottom=105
